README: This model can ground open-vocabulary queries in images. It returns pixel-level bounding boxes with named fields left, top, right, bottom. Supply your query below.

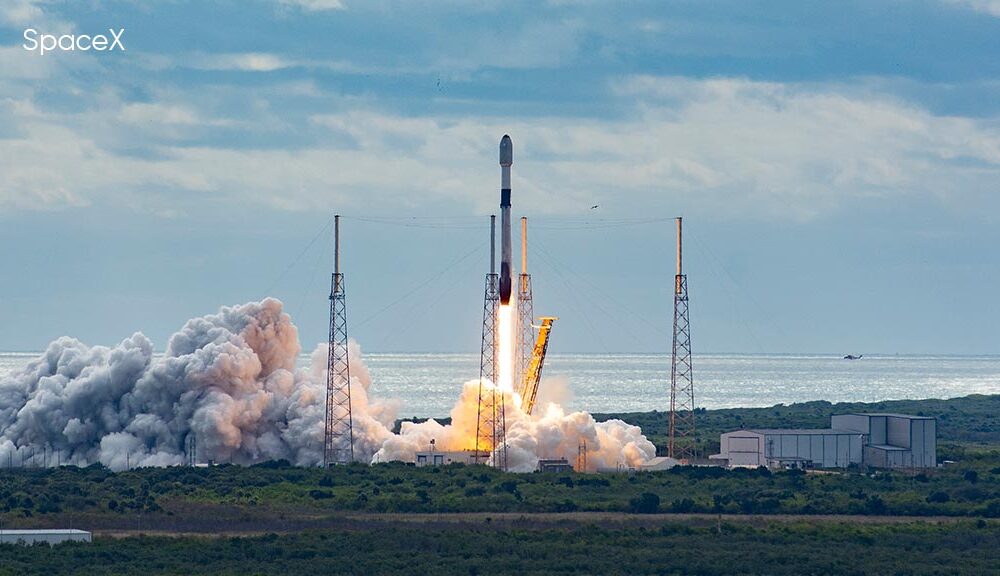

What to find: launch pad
left=321, top=134, right=695, bottom=471
left=474, top=135, right=560, bottom=470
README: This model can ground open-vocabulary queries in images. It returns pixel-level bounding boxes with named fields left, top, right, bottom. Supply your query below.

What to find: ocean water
left=3, top=352, right=999, bottom=418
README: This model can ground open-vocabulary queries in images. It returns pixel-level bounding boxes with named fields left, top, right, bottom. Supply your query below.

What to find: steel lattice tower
left=669, top=217, right=696, bottom=460
left=325, top=215, right=354, bottom=466
left=186, top=435, right=196, bottom=466
left=475, top=216, right=507, bottom=470
left=516, top=217, right=534, bottom=394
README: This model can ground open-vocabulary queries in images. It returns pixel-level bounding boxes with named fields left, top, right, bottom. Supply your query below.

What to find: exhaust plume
left=0, top=299, right=654, bottom=471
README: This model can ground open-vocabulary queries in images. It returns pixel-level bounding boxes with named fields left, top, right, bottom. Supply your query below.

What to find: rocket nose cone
left=500, top=135, right=513, bottom=167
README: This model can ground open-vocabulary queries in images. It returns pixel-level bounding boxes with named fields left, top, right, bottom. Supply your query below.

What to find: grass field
left=1, top=518, right=998, bottom=576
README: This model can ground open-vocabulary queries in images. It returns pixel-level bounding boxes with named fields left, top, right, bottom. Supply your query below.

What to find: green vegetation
left=1, top=520, right=997, bottom=575
left=0, top=395, right=998, bottom=529
left=1, top=395, right=998, bottom=574
left=0, top=443, right=998, bottom=526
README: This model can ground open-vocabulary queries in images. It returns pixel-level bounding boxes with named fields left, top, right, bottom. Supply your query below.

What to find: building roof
left=843, top=413, right=934, bottom=419
left=0, top=530, right=90, bottom=535
left=766, top=456, right=809, bottom=461
left=732, top=428, right=863, bottom=435
left=414, top=450, right=478, bottom=456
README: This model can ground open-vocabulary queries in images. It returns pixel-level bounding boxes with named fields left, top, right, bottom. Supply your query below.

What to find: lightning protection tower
left=475, top=215, right=507, bottom=470
left=325, top=214, right=354, bottom=466
left=516, top=217, right=534, bottom=395
left=186, top=434, right=196, bottom=466
left=669, top=217, right=697, bottom=460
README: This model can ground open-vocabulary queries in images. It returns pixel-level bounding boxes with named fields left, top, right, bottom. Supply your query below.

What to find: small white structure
left=639, top=456, right=681, bottom=471
left=716, top=429, right=864, bottom=468
left=0, top=530, right=92, bottom=546
left=536, top=458, right=574, bottom=473
left=414, top=450, right=481, bottom=467
left=832, top=413, right=936, bottom=468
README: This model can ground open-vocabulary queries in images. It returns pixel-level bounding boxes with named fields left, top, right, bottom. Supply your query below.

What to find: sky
left=0, top=0, right=998, bottom=355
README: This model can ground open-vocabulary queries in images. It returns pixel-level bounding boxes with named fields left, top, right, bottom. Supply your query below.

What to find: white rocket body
left=499, top=135, right=513, bottom=305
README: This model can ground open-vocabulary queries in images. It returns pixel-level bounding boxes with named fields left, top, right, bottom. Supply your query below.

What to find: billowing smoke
left=0, top=299, right=654, bottom=471
left=374, top=380, right=654, bottom=472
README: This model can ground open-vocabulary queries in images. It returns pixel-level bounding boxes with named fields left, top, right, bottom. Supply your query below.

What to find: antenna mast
left=669, top=217, right=696, bottom=460
left=325, top=214, right=354, bottom=466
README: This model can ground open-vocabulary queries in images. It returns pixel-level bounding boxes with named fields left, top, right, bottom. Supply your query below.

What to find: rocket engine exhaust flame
left=0, top=300, right=655, bottom=472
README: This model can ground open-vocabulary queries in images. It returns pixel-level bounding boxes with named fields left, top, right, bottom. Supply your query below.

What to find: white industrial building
left=712, top=413, right=936, bottom=470
left=536, top=458, right=574, bottom=473
left=714, top=428, right=864, bottom=468
left=0, top=529, right=92, bottom=545
left=832, top=413, right=936, bottom=468
left=414, top=450, right=483, bottom=466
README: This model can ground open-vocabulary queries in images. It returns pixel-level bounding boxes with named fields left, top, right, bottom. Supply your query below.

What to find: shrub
left=865, top=495, right=886, bottom=514
left=670, top=498, right=695, bottom=513
left=252, top=459, right=292, bottom=469
left=629, top=492, right=660, bottom=514
left=554, top=499, right=578, bottom=512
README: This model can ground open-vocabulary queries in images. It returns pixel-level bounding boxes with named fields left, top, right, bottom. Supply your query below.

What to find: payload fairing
left=499, top=134, right=513, bottom=305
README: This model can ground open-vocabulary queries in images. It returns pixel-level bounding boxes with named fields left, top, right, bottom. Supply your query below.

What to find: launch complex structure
left=324, top=215, right=354, bottom=466
left=669, top=217, right=697, bottom=460
left=474, top=136, right=559, bottom=470
left=322, top=135, right=696, bottom=468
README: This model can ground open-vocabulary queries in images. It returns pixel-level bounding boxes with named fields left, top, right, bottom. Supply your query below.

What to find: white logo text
left=23, top=28, right=126, bottom=56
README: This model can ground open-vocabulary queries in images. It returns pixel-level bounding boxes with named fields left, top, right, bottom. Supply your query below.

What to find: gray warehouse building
left=714, top=428, right=864, bottom=468
left=832, top=413, right=936, bottom=468
left=712, top=413, right=936, bottom=470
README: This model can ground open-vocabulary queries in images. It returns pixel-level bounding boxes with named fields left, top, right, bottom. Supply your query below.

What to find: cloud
left=137, top=52, right=365, bottom=75
left=434, top=19, right=584, bottom=71
left=944, top=0, right=1000, bottom=17
left=119, top=103, right=201, bottom=126
left=2, top=74, right=998, bottom=220
left=585, top=76, right=1000, bottom=218
left=0, top=118, right=205, bottom=211
left=277, top=0, right=345, bottom=11
left=0, top=0, right=43, bottom=26
left=190, top=53, right=294, bottom=72
left=0, top=0, right=73, bottom=33
left=0, top=46, right=57, bottom=80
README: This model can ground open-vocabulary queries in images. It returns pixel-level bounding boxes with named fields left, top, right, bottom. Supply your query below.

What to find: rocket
left=499, top=135, right=513, bottom=305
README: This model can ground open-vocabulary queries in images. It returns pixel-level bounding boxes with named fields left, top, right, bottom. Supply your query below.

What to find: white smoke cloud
left=372, top=379, right=655, bottom=472
left=533, top=375, right=574, bottom=414
left=0, top=299, right=653, bottom=472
